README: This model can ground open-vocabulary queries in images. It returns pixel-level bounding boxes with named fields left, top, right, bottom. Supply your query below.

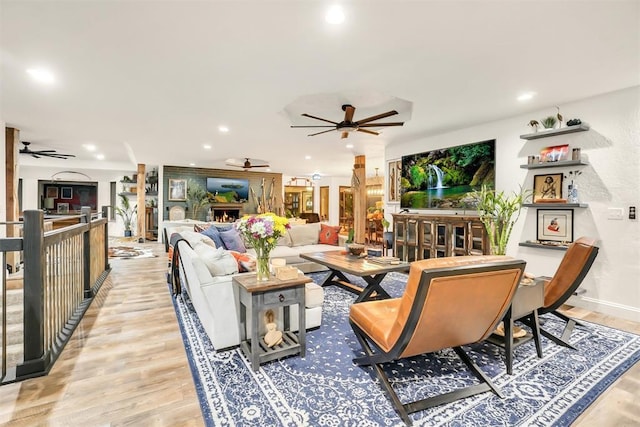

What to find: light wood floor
left=0, top=242, right=637, bottom=426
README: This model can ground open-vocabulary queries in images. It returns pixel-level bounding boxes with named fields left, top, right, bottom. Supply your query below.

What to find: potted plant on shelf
left=115, top=193, right=137, bottom=237
left=472, top=185, right=531, bottom=255
left=541, top=116, right=557, bottom=130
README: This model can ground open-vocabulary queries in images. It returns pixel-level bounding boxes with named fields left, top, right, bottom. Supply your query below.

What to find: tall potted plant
left=115, top=193, right=137, bottom=237
left=473, top=185, right=531, bottom=255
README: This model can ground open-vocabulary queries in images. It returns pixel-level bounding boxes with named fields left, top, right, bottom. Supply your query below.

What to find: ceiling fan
left=225, top=158, right=270, bottom=170
left=19, top=141, right=76, bottom=159
left=290, top=104, right=404, bottom=139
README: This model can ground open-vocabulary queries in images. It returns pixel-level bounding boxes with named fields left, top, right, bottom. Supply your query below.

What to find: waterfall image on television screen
left=400, top=139, right=495, bottom=209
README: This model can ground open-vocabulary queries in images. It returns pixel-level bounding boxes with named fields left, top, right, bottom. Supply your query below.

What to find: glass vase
left=254, top=246, right=271, bottom=281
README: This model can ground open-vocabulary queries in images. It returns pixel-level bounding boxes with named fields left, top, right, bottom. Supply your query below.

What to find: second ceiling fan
left=291, top=104, right=404, bottom=139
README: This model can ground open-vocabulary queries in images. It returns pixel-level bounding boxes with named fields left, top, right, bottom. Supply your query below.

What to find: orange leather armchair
left=518, top=236, right=599, bottom=349
left=349, top=255, right=526, bottom=425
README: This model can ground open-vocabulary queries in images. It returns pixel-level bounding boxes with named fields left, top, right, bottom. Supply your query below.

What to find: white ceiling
left=2, top=1, right=638, bottom=178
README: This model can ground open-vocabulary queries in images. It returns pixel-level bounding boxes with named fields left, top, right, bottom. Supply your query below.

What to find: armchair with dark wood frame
left=518, top=236, right=599, bottom=350
left=349, top=255, right=526, bottom=425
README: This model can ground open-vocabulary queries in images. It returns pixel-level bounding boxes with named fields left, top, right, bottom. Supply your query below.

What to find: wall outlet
left=607, top=208, right=624, bottom=220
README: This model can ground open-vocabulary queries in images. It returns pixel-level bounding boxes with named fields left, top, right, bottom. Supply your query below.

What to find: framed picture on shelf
left=537, top=209, right=573, bottom=243
left=533, top=173, right=563, bottom=202
left=387, top=159, right=402, bottom=203
left=46, top=187, right=59, bottom=198
left=57, top=203, right=69, bottom=214
left=168, top=179, right=187, bottom=201
left=61, top=187, right=73, bottom=199
left=540, top=144, right=569, bottom=163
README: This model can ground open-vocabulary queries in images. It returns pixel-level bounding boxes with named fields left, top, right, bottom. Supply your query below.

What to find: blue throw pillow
left=199, top=225, right=225, bottom=249
left=219, top=228, right=246, bottom=253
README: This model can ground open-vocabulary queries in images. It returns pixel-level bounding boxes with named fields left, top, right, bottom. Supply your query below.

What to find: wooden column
left=353, top=155, right=367, bottom=244
left=5, top=127, right=20, bottom=272
left=136, top=164, right=145, bottom=241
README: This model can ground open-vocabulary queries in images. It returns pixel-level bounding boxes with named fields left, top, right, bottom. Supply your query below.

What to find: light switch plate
left=607, top=207, right=624, bottom=220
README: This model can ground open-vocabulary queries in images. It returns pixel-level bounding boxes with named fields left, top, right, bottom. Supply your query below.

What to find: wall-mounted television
left=206, top=177, right=250, bottom=202
left=400, top=139, right=495, bottom=209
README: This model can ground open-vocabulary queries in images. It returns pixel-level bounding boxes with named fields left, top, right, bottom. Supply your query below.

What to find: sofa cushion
left=179, top=230, right=217, bottom=248
left=193, top=243, right=239, bottom=276
left=318, top=224, right=341, bottom=245
left=197, top=224, right=224, bottom=248
left=219, top=228, right=246, bottom=253
left=288, top=223, right=321, bottom=246
left=277, top=230, right=292, bottom=246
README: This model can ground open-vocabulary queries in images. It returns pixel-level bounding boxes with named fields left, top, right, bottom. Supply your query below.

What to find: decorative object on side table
left=472, top=185, right=531, bottom=255
left=236, top=213, right=290, bottom=281
left=347, top=243, right=366, bottom=256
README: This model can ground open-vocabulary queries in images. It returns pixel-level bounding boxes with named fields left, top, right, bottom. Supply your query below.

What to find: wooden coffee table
left=300, top=251, right=410, bottom=303
left=234, top=273, right=312, bottom=371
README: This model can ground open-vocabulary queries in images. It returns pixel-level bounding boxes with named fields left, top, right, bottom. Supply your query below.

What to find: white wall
left=386, top=86, right=640, bottom=322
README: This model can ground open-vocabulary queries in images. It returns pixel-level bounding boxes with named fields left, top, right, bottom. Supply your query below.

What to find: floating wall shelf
left=523, top=203, right=589, bottom=208
left=520, top=123, right=590, bottom=140
left=520, top=160, right=589, bottom=170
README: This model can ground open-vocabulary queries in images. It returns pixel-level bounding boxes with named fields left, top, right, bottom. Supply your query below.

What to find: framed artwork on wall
left=168, top=179, right=187, bottom=201
left=387, top=159, right=401, bottom=203
left=61, top=187, right=73, bottom=199
left=533, top=173, right=563, bottom=202
left=46, top=187, right=59, bottom=198
left=57, top=203, right=69, bottom=214
left=537, top=209, right=573, bottom=243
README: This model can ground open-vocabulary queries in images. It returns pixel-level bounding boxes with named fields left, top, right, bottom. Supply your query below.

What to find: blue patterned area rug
left=169, top=272, right=640, bottom=426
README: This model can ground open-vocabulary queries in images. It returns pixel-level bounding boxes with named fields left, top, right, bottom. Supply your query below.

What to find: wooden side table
left=487, top=278, right=544, bottom=374
left=233, top=274, right=311, bottom=371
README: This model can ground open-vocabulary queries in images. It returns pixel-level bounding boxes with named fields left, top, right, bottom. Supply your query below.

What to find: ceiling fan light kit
left=291, top=104, right=404, bottom=139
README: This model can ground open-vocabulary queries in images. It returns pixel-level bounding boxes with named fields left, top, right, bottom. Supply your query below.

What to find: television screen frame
left=400, top=139, right=495, bottom=210
left=206, top=177, right=250, bottom=203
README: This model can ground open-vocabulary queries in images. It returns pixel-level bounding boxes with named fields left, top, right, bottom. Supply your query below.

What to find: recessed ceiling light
left=203, top=144, right=212, bottom=149
left=326, top=5, right=345, bottom=24
left=26, top=68, right=55, bottom=84
left=189, top=162, right=196, bottom=166
left=305, top=155, right=311, bottom=160
left=218, top=126, right=229, bottom=133
left=345, top=143, right=354, bottom=149
left=83, top=144, right=97, bottom=152
left=95, top=154, right=105, bottom=160
left=517, top=92, right=537, bottom=102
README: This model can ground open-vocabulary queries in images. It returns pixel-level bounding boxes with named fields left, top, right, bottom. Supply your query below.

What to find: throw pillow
left=193, top=243, right=238, bottom=276
left=219, top=228, right=247, bottom=253
left=287, top=223, right=321, bottom=246
left=229, top=250, right=257, bottom=272
left=196, top=224, right=225, bottom=248
left=318, top=224, right=341, bottom=245
left=179, top=230, right=216, bottom=248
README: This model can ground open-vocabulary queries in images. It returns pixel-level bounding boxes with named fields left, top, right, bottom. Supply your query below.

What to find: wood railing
left=0, top=207, right=110, bottom=384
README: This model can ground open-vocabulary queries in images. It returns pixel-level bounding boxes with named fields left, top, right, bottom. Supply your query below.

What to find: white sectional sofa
left=169, top=222, right=344, bottom=350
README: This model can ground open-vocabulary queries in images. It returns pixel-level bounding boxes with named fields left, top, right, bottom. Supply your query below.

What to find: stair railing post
left=16, top=210, right=50, bottom=378
left=81, top=207, right=92, bottom=298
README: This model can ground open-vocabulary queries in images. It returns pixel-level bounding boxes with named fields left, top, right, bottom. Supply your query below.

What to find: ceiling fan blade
left=32, top=153, right=41, bottom=158
left=290, top=125, right=335, bottom=128
left=250, top=164, right=270, bottom=168
left=33, top=150, right=57, bottom=153
left=343, top=105, right=355, bottom=122
left=341, top=131, right=349, bottom=139
left=358, top=122, right=404, bottom=127
left=355, top=110, right=399, bottom=125
left=308, top=129, right=336, bottom=137
left=356, top=128, right=380, bottom=136
left=301, top=113, right=338, bottom=125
